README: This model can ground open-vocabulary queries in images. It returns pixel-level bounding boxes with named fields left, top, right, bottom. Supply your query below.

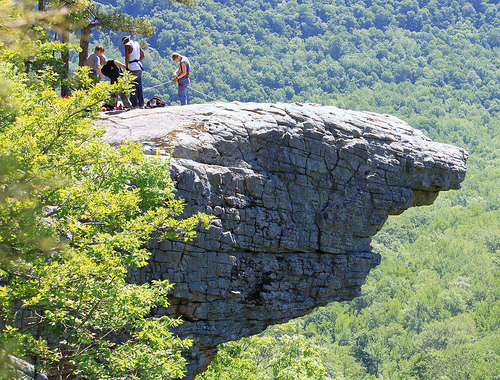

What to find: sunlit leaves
left=199, top=320, right=341, bottom=380
left=0, top=60, right=211, bottom=378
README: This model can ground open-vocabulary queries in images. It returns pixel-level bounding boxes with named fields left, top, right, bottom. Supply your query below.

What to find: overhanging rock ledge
left=101, top=102, right=467, bottom=379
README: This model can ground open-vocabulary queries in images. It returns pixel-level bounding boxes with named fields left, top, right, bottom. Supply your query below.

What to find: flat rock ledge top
left=101, top=102, right=467, bottom=378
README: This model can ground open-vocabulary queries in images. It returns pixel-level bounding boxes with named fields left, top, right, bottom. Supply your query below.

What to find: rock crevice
left=102, top=102, right=467, bottom=378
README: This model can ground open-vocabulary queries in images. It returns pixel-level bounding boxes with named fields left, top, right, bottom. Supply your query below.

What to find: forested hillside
left=90, top=0, right=500, bottom=378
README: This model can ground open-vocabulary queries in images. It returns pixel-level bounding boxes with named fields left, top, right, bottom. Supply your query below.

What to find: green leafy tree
left=0, top=35, right=211, bottom=379
left=200, top=322, right=337, bottom=380
left=268, top=334, right=333, bottom=380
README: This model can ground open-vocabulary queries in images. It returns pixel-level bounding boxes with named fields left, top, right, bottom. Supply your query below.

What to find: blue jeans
left=178, top=78, right=190, bottom=105
left=130, top=70, right=144, bottom=107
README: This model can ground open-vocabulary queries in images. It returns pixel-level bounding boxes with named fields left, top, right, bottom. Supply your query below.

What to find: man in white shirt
left=122, top=36, right=145, bottom=108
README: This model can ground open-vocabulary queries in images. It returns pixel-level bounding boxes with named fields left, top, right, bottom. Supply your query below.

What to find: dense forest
left=88, top=0, right=500, bottom=378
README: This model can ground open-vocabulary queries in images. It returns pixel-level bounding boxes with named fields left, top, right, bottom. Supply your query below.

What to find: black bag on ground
left=103, top=103, right=115, bottom=111
left=146, top=95, right=167, bottom=108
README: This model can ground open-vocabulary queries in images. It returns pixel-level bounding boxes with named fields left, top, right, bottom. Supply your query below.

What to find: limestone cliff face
left=102, top=102, right=467, bottom=379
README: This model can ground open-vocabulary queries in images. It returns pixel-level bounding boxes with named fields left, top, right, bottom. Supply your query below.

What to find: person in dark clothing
left=100, top=56, right=132, bottom=109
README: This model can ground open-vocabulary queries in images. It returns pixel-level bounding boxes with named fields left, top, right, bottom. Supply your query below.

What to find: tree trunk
left=79, top=24, right=100, bottom=67
left=61, top=30, right=71, bottom=97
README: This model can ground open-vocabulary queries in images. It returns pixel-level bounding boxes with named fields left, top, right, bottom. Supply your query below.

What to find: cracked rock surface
left=102, top=102, right=467, bottom=378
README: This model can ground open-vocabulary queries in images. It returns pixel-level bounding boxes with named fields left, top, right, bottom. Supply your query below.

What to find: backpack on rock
left=146, top=95, right=167, bottom=108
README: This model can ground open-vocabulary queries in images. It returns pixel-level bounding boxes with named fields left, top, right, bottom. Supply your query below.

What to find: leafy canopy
left=0, top=37, right=210, bottom=380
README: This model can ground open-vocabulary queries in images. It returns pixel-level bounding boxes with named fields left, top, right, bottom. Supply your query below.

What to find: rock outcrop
left=101, top=102, right=467, bottom=379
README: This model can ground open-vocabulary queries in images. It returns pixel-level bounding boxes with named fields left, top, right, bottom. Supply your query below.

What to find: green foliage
left=199, top=322, right=338, bottom=380
left=0, top=58, right=211, bottom=378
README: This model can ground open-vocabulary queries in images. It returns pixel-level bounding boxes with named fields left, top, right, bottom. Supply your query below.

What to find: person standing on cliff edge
left=172, top=52, right=191, bottom=105
left=122, top=36, right=145, bottom=108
